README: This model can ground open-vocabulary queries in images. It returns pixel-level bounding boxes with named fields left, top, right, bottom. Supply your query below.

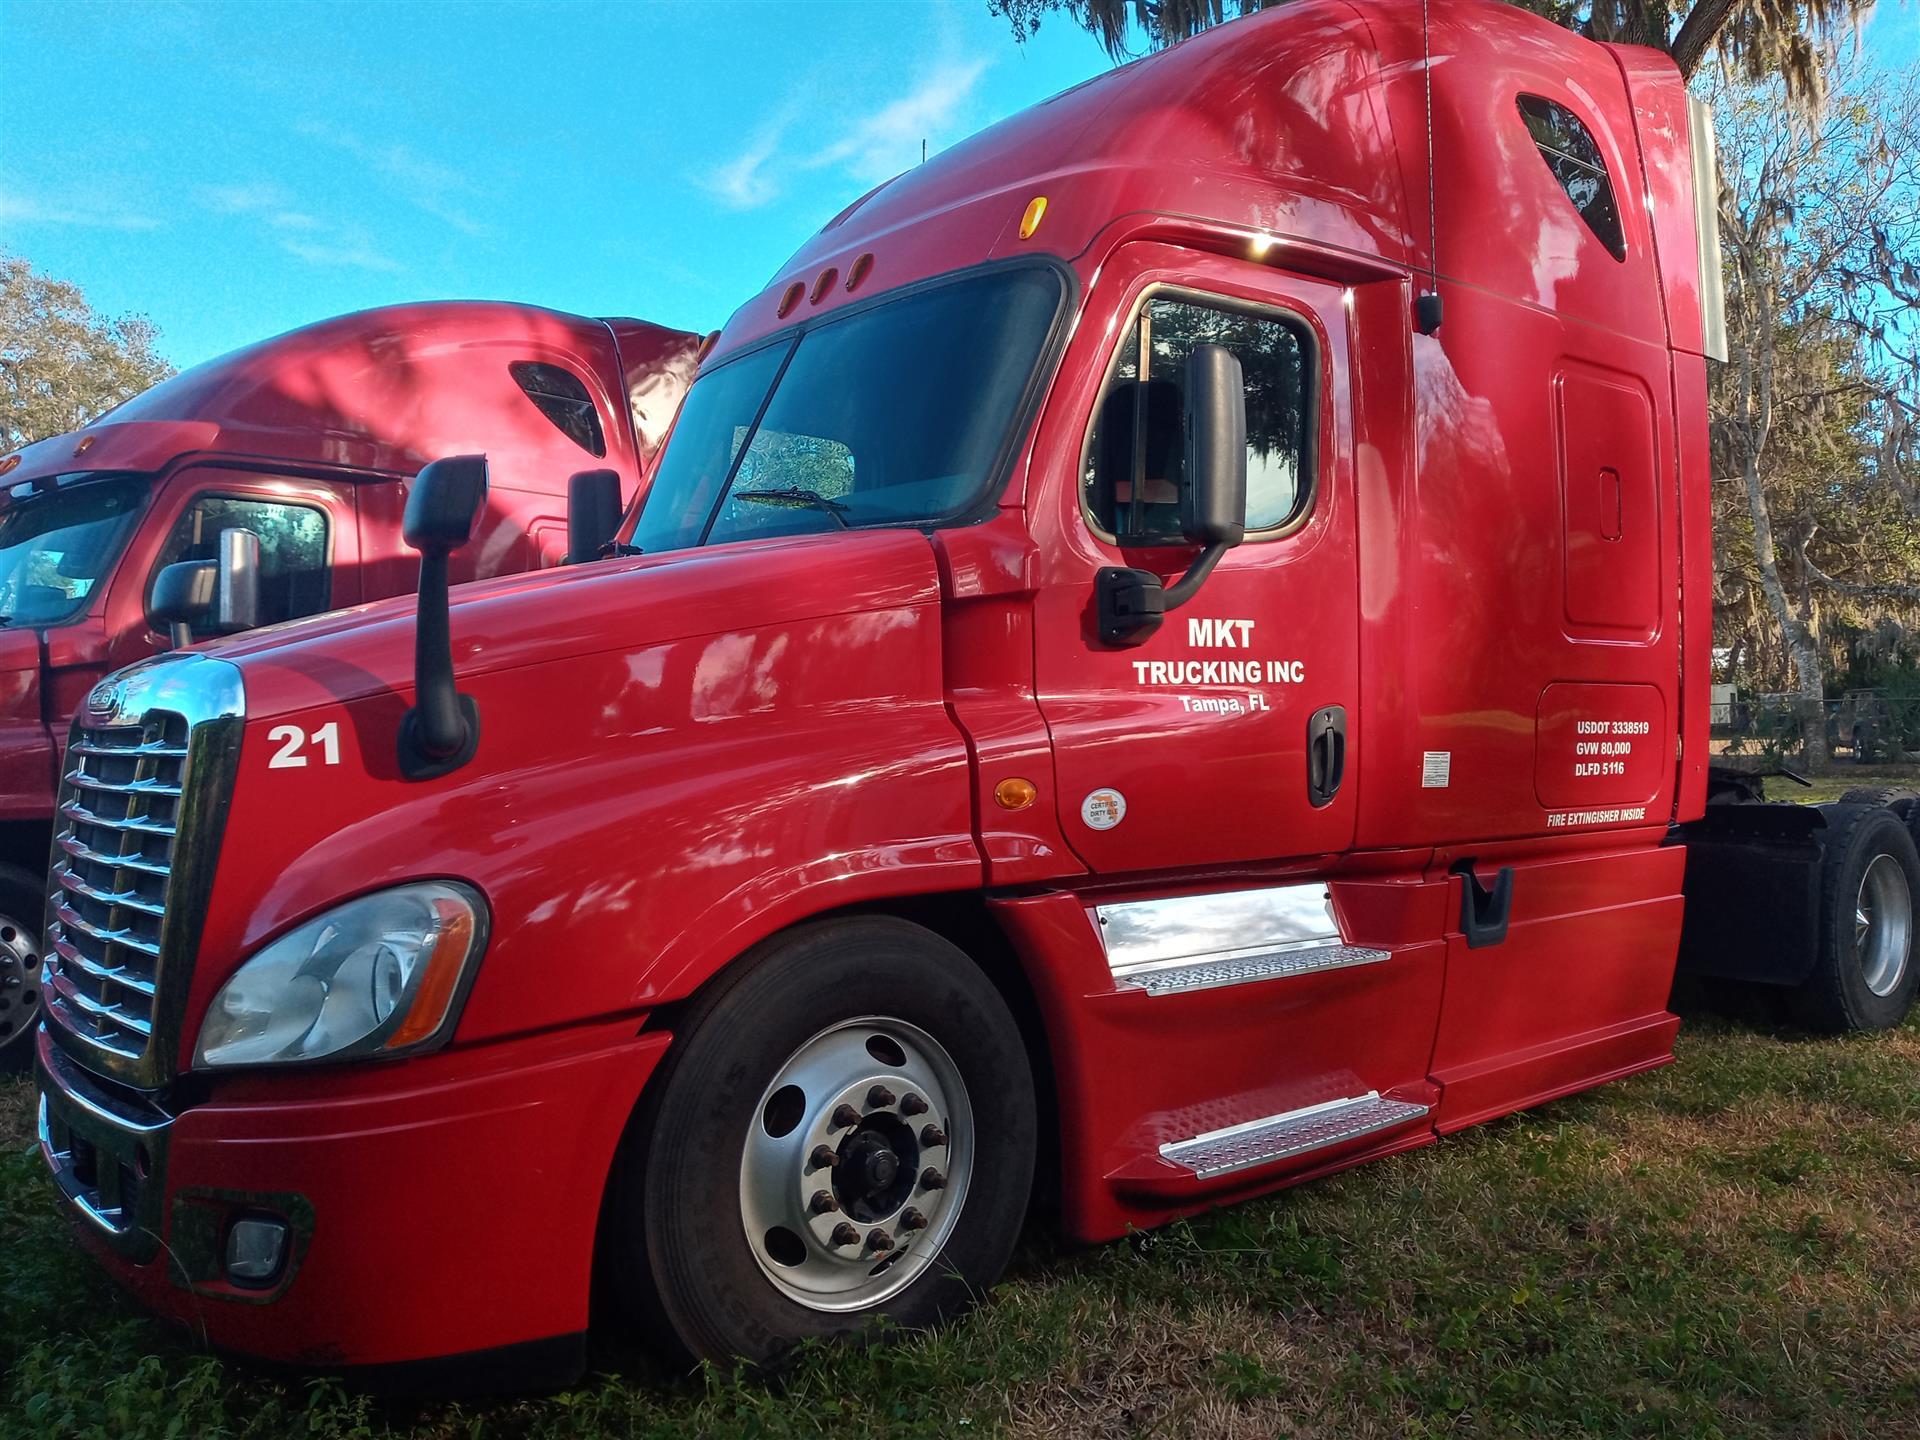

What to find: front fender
left=182, top=534, right=981, bottom=1067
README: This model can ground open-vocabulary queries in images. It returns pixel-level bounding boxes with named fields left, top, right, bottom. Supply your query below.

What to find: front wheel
left=608, top=916, right=1036, bottom=1369
left=0, top=863, right=46, bottom=1074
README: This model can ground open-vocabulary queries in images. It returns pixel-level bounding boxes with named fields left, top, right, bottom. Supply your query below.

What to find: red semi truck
left=32, top=0, right=1920, bottom=1388
left=0, top=301, right=702, bottom=1067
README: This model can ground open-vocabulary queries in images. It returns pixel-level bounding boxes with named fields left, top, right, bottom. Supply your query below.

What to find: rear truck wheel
left=608, top=916, right=1037, bottom=1370
left=1791, top=806, right=1920, bottom=1033
left=0, top=863, right=45, bottom=1074
left=1838, top=786, right=1917, bottom=815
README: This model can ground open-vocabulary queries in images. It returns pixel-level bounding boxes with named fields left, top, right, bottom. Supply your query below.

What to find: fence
left=1712, top=691, right=1920, bottom=763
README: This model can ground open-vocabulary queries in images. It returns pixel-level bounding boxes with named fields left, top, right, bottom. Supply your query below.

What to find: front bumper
left=36, top=1018, right=671, bottom=1380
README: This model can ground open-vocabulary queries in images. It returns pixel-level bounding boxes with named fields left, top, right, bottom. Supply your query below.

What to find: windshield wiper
left=730, top=487, right=850, bottom=529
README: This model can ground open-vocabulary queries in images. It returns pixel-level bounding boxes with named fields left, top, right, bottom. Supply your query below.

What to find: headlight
left=194, top=881, right=487, bottom=1069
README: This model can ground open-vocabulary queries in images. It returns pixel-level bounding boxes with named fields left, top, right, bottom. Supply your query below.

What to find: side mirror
left=1180, top=344, right=1248, bottom=548
left=398, top=455, right=488, bottom=780
left=1095, top=345, right=1248, bottom=647
left=565, top=468, right=622, bottom=564
left=149, top=528, right=261, bottom=649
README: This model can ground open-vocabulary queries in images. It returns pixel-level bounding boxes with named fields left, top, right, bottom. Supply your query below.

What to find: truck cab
left=0, top=301, right=703, bottom=1063
left=30, top=0, right=1912, bottom=1388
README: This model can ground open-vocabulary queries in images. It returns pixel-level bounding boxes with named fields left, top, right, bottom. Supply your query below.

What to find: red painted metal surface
left=0, top=303, right=702, bottom=834
left=41, top=0, right=1720, bottom=1377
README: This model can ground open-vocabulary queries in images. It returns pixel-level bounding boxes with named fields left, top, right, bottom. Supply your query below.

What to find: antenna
left=1415, top=0, right=1444, bottom=335
left=922, top=138, right=928, bottom=164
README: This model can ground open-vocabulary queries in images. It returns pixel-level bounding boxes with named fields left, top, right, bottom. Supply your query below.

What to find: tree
left=990, top=0, right=1876, bottom=111
left=0, top=254, right=174, bottom=453
left=1709, top=61, right=1920, bottom=765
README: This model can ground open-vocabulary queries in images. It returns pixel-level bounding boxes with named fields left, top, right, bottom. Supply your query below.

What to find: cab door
left=1027, top=245, right=1359, bottom=876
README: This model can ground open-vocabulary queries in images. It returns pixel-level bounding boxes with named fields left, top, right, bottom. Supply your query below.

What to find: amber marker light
left=777, top=281, right=805, bottom=318
left=811, top=267, right=840, bottom=303
left=73, top=435, right=96, bottom=456
left=845, top=252, right=875, bottom=291
left=1018, top=196, right=1049, bottom=240
left=382, top=901, right=477, bottom=1051
left=0, top=455, right=18, bottom=477
left=994, top=777, right=1039, bottom=811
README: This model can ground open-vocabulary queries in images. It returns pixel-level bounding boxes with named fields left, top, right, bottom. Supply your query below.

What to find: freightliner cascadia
left=0, top=302, right=702, bottom=1068
left=32, top=0, right=1920, bottom=1386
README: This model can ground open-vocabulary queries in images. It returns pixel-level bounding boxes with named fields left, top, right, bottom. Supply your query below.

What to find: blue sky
left=4, top=1, right=1915, bottom=373
left=2, top=0, right=1116, bottom=369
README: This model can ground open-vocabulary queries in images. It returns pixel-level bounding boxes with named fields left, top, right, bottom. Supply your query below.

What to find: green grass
left=4, top=1008, right=1918, bottom=1439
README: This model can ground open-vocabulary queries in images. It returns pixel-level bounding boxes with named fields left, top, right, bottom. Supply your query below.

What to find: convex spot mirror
left=566, top=467, right=622, bottom=564
left=404, top=454, right=489, bottom=554
left=150, top=527, right=261, bottom=649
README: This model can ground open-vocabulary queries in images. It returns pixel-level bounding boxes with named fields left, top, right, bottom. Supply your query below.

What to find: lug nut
left=809, top=1144, right=839, bottom=1170
left=866, top=1084, right=896, bottom=1109
left=919, top=1124, right=947, bottom=1149
left=866, top=1228, right=893, bottom=1253
left=831, top=1222, right=860, bottom=1247
left=809, top=1189, right=838, bottom=1214
left=900, top=1207, right=928, bottom=1231
left=920, top=1167, right=946, bottom=1191
left=900, top=1093, right=928, bottom=1117
left=831, top=1104, right=861, bottom=1130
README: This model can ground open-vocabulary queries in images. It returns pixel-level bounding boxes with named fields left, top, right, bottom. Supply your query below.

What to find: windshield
left=634, top=265, right=1063, bottom=553
left=0, top=477, right=148, bottom=627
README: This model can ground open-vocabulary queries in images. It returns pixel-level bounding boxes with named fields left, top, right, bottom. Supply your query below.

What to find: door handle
left=1307, top=705, right=1346, bottom=808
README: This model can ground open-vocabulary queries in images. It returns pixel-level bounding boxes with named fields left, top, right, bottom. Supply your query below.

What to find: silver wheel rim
left=0, top=908, right=43, bottom=1051
left=739, top=1016, right=973, bottom=1313
left=1855, top=853, right=1912, bottom=998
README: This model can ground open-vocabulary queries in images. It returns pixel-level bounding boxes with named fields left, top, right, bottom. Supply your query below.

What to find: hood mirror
left=398, top=455, right=487, bottom=780
left=149, top=528, right=261, bottom=649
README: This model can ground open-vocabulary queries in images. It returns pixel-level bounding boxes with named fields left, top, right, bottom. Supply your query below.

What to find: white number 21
left=267, top=722, right=341, bottom=769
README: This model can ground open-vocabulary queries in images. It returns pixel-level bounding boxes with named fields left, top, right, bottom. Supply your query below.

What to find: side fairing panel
left=182, top=532, right=979, bottom=1064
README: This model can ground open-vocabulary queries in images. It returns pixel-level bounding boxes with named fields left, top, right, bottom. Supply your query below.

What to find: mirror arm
left=1161, top=540, right=1229, bottom=611
left=168, top=620, right=193, bottom=651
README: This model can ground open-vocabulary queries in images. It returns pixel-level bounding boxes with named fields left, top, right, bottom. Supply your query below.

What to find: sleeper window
left=1518, top=95, right=1627, bottom=260
left=1085, top=295, right=1312, bottom=543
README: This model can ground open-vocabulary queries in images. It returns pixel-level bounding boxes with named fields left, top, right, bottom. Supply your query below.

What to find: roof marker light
left=1249, top=233, right=1277, bottom=259
left=0, top=456, right=17, bottom=477
left=1018, top=196, right=1048, bottom=240
left=845, top=252, right=875, bottom=291
left=777, top=281, right=805, bottom=318
left=810, top=267, right=839, bottom=303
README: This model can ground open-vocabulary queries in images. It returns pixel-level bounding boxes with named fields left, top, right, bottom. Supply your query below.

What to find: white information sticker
left=1421, top=751, right=1451, bottom=788
left=1081, top=788, right=1127, bottom=831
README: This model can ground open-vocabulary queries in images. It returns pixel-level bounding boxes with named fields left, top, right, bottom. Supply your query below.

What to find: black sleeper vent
left=1517, top=94, right=1627, bottom=262
left=509, top=361, right=607, bottom=457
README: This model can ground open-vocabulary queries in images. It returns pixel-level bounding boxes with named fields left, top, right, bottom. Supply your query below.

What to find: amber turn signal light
left=994, top=777, right=1038, bottom=810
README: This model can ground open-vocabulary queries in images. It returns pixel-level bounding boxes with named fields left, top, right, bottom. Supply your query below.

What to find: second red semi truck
left=0, top=301, right=702, bottom=1067
left=32, top=0, right=1920, bottom=1388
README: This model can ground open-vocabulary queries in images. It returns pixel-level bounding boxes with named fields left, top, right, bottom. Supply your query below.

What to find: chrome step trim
left=1159, top=1092, right=1430, bottom=1180
left=1123, top=942, right=1391, bottom=996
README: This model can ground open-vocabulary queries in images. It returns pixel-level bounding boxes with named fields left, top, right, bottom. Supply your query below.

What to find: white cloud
left=296, top=121, right=487, bottom=236
left=809, top=56, right=989, bottom=183
left=702, top=119, right=792, bottom=210
left=279, top=236, right=401, bottom=273
left=199, top=180, right=396, bottom=271
left=0, top=190, right=160, bottom=231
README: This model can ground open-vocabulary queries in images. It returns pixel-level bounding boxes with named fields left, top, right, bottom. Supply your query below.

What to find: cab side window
left=1517, top=95, right=1627, bottom=261
left=1084, top=295, right=1313, bottom=544
left=154, top=495, right=330, bottom=637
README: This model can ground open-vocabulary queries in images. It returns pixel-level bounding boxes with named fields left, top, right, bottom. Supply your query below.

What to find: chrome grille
left=45, top=717, right=188, bottom=1059
left=39, top=653, right=246, bottom=1089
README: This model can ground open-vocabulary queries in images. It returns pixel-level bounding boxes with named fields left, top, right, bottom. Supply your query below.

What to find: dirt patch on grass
left=0, top=1078, right=34, bottom=1151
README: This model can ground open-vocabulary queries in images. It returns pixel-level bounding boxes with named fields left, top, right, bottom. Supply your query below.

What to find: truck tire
left=1791, top=806, right=1920, bottom=1033
left=0, top=863, right=45, bottom=1074
left=1838, top=786, right=1917, bottom=816
left=607, top=915, right=1037, bottom=1370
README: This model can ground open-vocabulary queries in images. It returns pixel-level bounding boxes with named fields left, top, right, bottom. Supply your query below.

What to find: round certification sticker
left=1080, top=788, right=1127, bottom=831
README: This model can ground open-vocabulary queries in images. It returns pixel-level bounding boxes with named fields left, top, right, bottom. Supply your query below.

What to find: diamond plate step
left=1121, top=943, right=1390, bottom=997
left=1160, top=1093, right=1430, bottom=1181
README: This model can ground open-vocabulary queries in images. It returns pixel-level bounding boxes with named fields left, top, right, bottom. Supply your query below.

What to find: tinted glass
left=1085, top=296, right=1312, bottom=542
left=155, top=495, right=330, bottom=637
left=1518, top=95, right=1626, bottom=261
left=634, top=266, right=1062, bottom=553
left=0, top=477, right=147, bottom=627
left=510, top=361, right=607, bottom=457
